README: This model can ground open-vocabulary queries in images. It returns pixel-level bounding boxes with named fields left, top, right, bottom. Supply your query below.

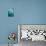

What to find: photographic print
left=18, top=24, right=46, bottom=46
left=8, top=8, right=14, bottom=17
